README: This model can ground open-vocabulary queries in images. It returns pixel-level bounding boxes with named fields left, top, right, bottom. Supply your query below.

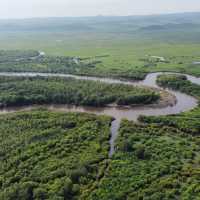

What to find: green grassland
left=0, top=13, right=200, bottom=78
left=1, top=32, right=200, bottom=78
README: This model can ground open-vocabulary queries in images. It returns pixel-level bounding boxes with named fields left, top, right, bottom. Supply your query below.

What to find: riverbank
left=0, top=71, right=198, bottom=156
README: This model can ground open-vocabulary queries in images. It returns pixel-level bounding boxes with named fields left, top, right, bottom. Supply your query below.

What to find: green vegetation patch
left=88, top=120, right=200, bottom=200
left=0, top=110, right=112, bottom=200
left=1, top=47, right=200, bottom=80
left=138, top=74, right=200, bottom=135
left=157, top=74, right=200, bottom=99
left=0, top=50, right=39, bottom=63
left=87, top=73, right=200, bottom=199
left=139, top=107, right=200, bottom=135
left=0, top=50, right=147, bottom=80
left=0, top=76, right=159, bottom=107
left=0, top=50, right=84, bottom=75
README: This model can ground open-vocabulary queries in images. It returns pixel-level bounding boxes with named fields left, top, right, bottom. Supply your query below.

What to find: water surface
left=0, top=72, right=199, bottom=156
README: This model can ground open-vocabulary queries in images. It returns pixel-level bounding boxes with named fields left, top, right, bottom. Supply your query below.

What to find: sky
left=0, top=0, right=200, bottom=19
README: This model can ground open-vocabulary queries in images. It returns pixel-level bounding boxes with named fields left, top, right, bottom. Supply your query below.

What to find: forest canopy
left=0, top=76, right=159, bottom=107
left=0, top=110, right=112, bottom=200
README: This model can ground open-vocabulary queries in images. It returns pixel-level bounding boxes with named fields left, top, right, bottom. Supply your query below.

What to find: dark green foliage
left=157, top=74, right=200, bottom=99
left=87, top=74, right=200, bottom=199
left=139, top=107, right=200, bottom=135
left=0, top=52, right=200, bottom=199
left=0, top=76, right=159, bottom=107
left=0, top=50, right=84, bottom=74
left=0, top=110, right=112, bottom=199
left=139, top=74, right=200, bottom=135
left=88, top=120, right=200, bottom=200
left=116, top=93, right=159, bottom=105
left=0, top=50, right=146, bottom=80
left=0, top=50, right=39, bottom=63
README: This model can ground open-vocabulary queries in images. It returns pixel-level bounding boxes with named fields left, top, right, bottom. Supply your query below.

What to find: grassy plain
left=0, top=31, right=200, bottom=77
left=1, top=14, right=200, bottom=78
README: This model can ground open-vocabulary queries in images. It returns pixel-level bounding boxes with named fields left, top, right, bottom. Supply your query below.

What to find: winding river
left=0, top=72, right=199, bottom=156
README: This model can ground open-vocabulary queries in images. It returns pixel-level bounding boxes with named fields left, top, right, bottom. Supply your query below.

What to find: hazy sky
left=0, top=0, right=200, bottom=19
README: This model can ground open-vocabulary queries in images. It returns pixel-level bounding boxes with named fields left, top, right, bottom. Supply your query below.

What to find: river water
left=0, top=72, right=199, bottom=156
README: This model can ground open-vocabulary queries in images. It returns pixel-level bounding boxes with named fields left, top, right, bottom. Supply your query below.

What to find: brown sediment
left=156, top=89, right=177, bottom=108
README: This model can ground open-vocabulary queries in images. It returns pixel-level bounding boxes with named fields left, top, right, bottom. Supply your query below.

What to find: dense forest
left=139, top=74, right=200, bottom=135
left=0, top=110, right=112, bottom=200
left=87, top=76, right=200, bottom=199
left=0, top=50, right=83, bottom=75
left=87, top=120, right=200, bottom=199
left=156, top=74, right=200, bottom=99
left=0, top=76, right=159, bottom=107
left=0, top=50, right=39, bottom=63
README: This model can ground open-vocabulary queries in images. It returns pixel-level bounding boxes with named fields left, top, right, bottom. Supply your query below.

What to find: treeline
left=0, top=50, right=147, bottom=80
left=156, top=74, right=200, bottom=99
left=0, top=50, right=39, bottom=63
left=0, top=110, right=112, bottom=200
left=0, top=76, right=159, bottom=107
left=139, top=107, right=200, bottom=135
left=139, top=74, right=200, bottom=135
left=87, top=119, right=200, bottom=199
left=0, top=50, right=84, bottom=74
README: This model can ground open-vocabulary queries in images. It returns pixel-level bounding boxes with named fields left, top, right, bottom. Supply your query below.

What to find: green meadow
left=1, top=14, right=200, bottom=78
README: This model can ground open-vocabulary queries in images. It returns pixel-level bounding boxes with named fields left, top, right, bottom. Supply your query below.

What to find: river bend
left=0, top=72, right=199, bottom=156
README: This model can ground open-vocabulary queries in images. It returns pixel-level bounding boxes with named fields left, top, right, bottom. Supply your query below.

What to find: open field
left=0, top=13, right=200, bottom=78
left=1, top=33, right=200, bottom=77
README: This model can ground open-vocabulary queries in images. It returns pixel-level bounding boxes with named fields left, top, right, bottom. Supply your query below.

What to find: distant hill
left=0, top=12, right=200, bottom=33
left=0, top=12, right=200, bottom=43
left=139, top=23, right=200, bottom=32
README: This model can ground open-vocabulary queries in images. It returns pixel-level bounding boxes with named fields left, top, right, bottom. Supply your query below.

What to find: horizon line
left=0, top=11, right=200, bottom=21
